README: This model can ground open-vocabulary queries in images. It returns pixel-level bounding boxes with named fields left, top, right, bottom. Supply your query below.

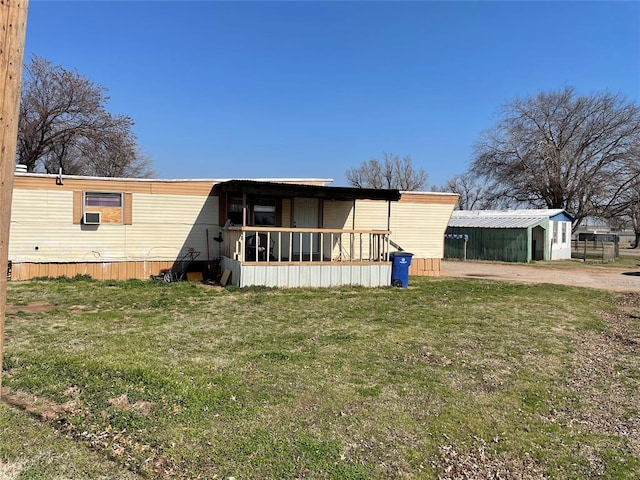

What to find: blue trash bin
left=389, top=252, right=413, bottom=288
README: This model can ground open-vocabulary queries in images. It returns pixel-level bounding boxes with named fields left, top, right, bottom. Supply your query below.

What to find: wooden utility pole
left=0, top=0, right=29, bottom=397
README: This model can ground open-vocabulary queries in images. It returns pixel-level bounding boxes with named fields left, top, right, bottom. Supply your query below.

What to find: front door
left=293, top=198, right=319, bottom=256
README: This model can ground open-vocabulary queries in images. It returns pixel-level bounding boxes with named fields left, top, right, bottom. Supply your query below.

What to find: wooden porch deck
left=221, top=226, right=393, bottom=287
left=224, top=226, right=392, bottom=264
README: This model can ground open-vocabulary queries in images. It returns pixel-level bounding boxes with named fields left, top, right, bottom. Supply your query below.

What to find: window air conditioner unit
left=83, top=211, right=101, bottom=225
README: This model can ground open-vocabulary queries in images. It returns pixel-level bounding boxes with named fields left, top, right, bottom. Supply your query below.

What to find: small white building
left=446, top=209, right=574, bottom=262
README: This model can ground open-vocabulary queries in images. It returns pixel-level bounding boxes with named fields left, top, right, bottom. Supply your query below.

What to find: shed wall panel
left=445, top=227, right=529, bottom=262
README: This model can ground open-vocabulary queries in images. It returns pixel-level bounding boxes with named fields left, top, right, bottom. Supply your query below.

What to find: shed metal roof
left=449, top=209, right=569, bottom=229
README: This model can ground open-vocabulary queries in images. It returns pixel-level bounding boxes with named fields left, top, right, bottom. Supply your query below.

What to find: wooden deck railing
left=223, top=226, right=391, bottom=263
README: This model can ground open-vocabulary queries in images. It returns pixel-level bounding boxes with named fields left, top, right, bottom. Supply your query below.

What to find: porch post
left=290, top=197, right=295, bottom=226
left=352, top=199, right=356, bottom=229
left=242, top=192, right=247, bottom=226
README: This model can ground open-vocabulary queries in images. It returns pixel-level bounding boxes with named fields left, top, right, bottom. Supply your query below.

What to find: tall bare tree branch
left=434, top=173, right=498, bottom=210
left=17, top=55, right=154, bottom=177
left=471, top=86, right=640, bottom=228
left=346, top=152, right=427, bottom=190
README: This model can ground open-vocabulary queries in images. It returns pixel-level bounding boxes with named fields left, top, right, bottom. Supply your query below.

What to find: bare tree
left=604, top=164, right=640, bottom=247
left=434, top=173, right=499, bottom=210
left=620, top=198, right=640, bottom=248
left=17, top=55, right=153, bottom=177
left=471, top=86, right=640, bottom=228
left=346, top=152, right=427, bottom=190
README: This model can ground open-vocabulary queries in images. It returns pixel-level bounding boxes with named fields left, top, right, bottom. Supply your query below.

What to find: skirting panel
left=9, top=261, right=177, bottom=281
left=409, top=257, right=441, bottom=277
left=221, top=258, right=392, bottom=288
left=10, top=258, right=440, bottom=282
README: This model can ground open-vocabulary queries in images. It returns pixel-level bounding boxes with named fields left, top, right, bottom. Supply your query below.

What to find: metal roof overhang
left=213, top=180, right=401, bottom=202
left=448, top=216, right=548, bottom=229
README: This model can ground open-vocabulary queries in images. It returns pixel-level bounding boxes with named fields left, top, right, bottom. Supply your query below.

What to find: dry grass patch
left=0, top=460, right=26, bottom=480
left=436, top=438, right=547, bottom=480
left=551, top=293, right=640, bottom=462
left=5, top=302, right=53, bottom=314
left=107, top=394, right=154, bottom=416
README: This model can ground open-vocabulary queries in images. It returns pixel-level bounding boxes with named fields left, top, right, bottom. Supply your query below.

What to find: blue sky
left=23, top=1, right=639, bottom=187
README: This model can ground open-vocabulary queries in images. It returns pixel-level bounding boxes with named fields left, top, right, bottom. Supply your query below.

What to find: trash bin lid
left=390, top=252, right=413, bottom=257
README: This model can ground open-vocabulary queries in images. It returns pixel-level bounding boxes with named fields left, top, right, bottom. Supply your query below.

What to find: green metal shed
left=445, top=209, right=573, bottom=263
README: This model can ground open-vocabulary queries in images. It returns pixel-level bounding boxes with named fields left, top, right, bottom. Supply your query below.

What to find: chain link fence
left=572, top=234, right=619, bottom=263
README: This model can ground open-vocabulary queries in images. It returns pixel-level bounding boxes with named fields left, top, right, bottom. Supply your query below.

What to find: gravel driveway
left=441, top=260, right=640, bottom=292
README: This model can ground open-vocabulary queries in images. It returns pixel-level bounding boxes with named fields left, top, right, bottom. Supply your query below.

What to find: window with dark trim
left=85, top=192, right=123, bottom=207
left=253, top=197, right=276, bottom=226
left=227, top=196, right=244, bottom=225
left=224, top=195, right=280, bottom=226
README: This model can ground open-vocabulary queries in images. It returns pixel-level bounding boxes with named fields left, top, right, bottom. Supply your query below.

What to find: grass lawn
left=531, top=254, right=640, bottom=269
left=1, top=277, right=639, bottom=479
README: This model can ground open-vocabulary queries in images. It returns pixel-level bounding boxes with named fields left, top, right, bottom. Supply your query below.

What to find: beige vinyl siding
left=346, top=197, right=456, bottom=260
left=393, top=194, right=456, bottom=275
left=390, top=202, right=455, bottom=257
left=323, top=200, right=354, bottom=259
left=9, top=189, right=219, bottom=264
left=10, top=190, right=76, bottom=262
left=349, top=200, right=389, bottom=260
left=124, top=193, right=219, bottom=262
left=322, top=201, right=357, bottom=260
left=324, top=198, right=456, bottom=263
left=352, top=200, right=389, bottom=230
left=322, top=200, right=352, bottom=229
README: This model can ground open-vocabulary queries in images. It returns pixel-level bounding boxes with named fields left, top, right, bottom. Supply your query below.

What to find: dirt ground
left=441, top=259, right=640, bottom=292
